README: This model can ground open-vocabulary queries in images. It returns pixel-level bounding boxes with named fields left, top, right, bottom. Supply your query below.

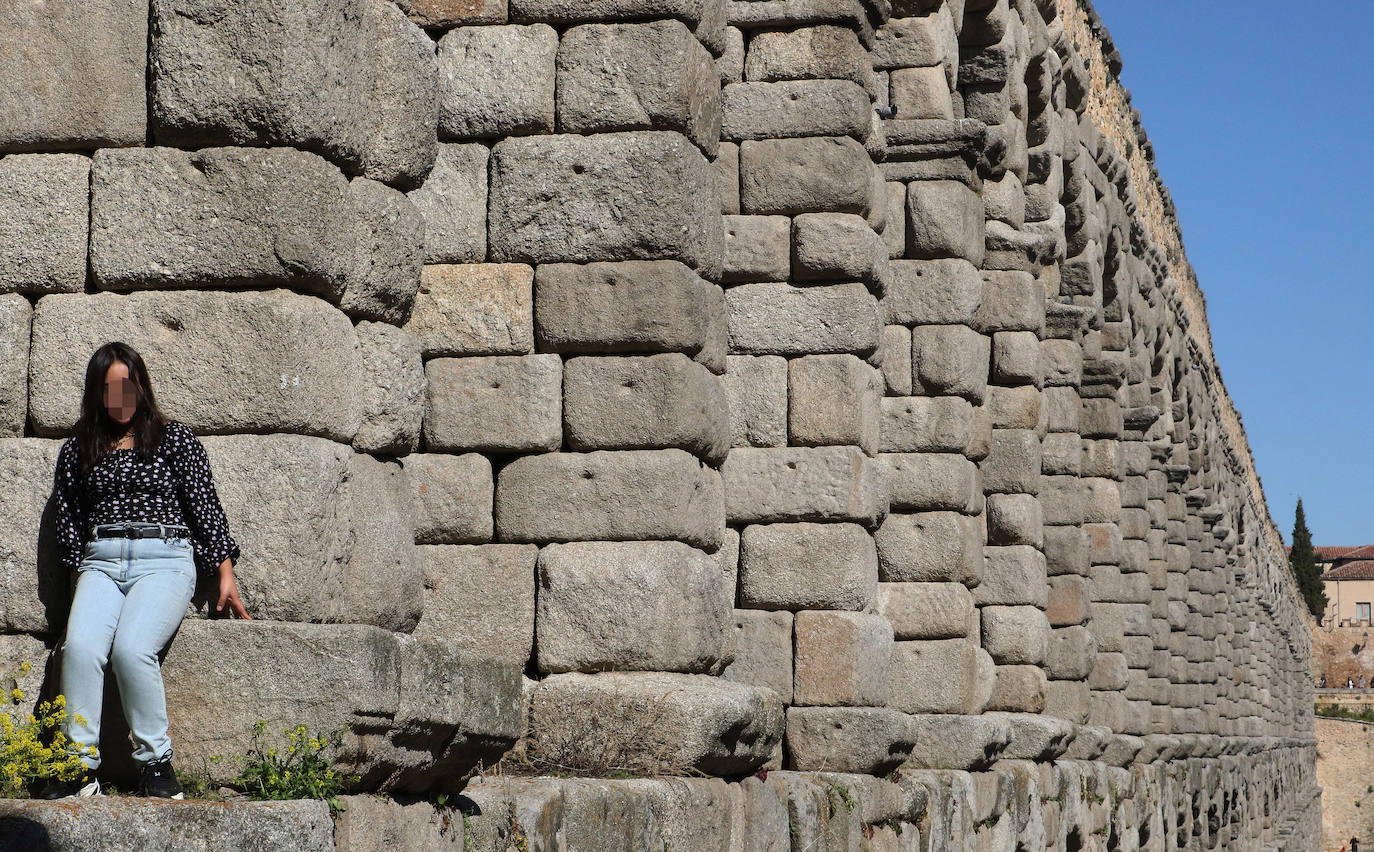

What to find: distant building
left=1316, top=546, right=1374, bottom=626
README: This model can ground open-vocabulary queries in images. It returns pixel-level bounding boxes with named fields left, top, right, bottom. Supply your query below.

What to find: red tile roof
left=1323, top=560, right=1374, bottom=581
left=1332, top=545, right=1374, bottom=560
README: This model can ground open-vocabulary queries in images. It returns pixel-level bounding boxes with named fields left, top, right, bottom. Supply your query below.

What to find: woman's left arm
left=171, top=425, right=250, bottom=619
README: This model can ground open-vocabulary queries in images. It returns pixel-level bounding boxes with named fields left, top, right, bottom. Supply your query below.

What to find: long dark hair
left=72, top=343, right=170, bottom=479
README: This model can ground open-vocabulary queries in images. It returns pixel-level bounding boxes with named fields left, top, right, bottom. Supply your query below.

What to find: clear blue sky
left=1091, top=1, right=1374, bottom=546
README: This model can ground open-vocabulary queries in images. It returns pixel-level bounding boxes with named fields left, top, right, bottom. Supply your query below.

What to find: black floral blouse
left=51, top=420, right=240, bottom=580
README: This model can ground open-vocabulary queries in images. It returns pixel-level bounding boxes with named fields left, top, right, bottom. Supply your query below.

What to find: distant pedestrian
left=1351, top=836, right=1359, bottom=852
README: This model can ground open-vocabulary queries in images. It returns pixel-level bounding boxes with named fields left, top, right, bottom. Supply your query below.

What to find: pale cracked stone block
left=437, top=24, right=556, bottom=139
left=739, top=522, right=877, bottom=611
left=722, top=80, right=870, bottom=142
left=353, top=321, right=426, bottom=455
left=888, top=638, right=980, bottom=714
left=1043, top=680, right=1092, bottom=724
left=723, top=215, right=790, bottom=283
left=790, top=212, right=886, bottom=283
left=877, top=326, right=912, bottom=396
left=877, top=582, right=974, bottom=640
left=902, top=714, right=1012, bottom=770
left=403, top=453, right=494, bottom=544
left=911, top=324, right=989, bottom=403
left=415, top=544, right=537, bottom=667
left=497, top=449, right=724, bottom=550
left=406, top=144, right=489, bottom=265
left=986, top=492, right=1043, bottom=546
left=788, top=354, right=882, bottom=452
left=722, top=609, right=793, bottom=703
left=881, top=453, right=978, bottom=512
left=975, top=271, right=1042, bottom=336
left=744, top=26, right=872, bottom=88
left=724, top=355, right=788, bottom=447
left=534, top=261, right=718, bottom=357
left=906, top=180, right=984, bottom=264
left=785, top=707, right=915, bottom=774
left=536, top=541, right=731, bottom=674
left=875, top=512, right=981, bottom=585
left=981, top=429, right=1041, bottom=494
left=890, top=66, right=953, bottom=119
left=152, top=0, right=438, bottom=187
left=564, top=354, right=728, bottom=463
left=974, top=545, right=1048, bottom=607
left=423, top=355, right=562, bottom=453
left=405, top=264, right=533, bottom=357
left=981, top=605, right=1048, bottom=665
left=529, top=672, right=782, bottom=774
left=558, top=20, right=720, bottom=155
left=881, top=259, right=982, bottom=325
left=878, top=395, right=972, bottom=453
left=793, top=611, right=892, bottom=707
left=739, top=136, right=872, bottom=216
left=722, top=446, right=887, bottom=527
left=0, top=296, right=30, bottom=437
left=0, top=154, right=89, bottom=294
left=986, top=665, right=1046, bottom=713
left=490, top=132, right=721, bottom=275
left=727, top=282, right=881, bottom=356
left=29, top=290, right=363, bottom=440
left=0, top=0, right=147, bottom=152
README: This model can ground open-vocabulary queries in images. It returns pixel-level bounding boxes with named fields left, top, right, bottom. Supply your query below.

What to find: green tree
left=1289, top=499, right=1327, bottom=619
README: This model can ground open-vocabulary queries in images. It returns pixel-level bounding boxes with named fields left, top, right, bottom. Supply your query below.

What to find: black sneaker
left=38, top=775, right=102, bottom=799
left=140, top=755, right=184, bottom=799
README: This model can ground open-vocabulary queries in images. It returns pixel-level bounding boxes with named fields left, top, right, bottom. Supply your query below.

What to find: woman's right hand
left=216, top=560, right=251, bottom=619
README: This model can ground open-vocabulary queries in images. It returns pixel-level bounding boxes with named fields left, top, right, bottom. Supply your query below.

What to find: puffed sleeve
left=51, top=438, right=86, bottom=574
left=169, top=423, right=241, bottom=578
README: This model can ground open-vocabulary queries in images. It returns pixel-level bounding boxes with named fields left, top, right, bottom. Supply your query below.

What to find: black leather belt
left=92, top=522, right=192, bottom=540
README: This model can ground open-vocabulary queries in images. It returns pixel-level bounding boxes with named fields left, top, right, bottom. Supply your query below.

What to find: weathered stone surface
left=788, top=354, right=882, bottom=452
left=558, top=20, right=720, bottom=154
left=912, top=324, right=989, bottom=402
left=423, top=355, right=562, bottom=452
left=414, top=545, right=535, bottom=667
left=29, top=290, right=363, bottom=440
left=981, top=605, right=1049, bottom=665
left=510, top=0, right=710, bottom=25
left=723, top=215, right=790, bottom=283
left=0, top=154, right=89, bottom=295
left=878, top=395, right=973, bottom=453
left=739, top=136, right=872, bottom=216
left=496, top=449, right=724, bottom=549
left=339, top=451, right=424, bottom=631
left=406, top=144, right=489, bottom=265
left=882, top=258, right=983, bottom=325
left=872, top=11, right=955, bottom=74
left=722, top=609, right=793, bottom=703
left=975, top=271, right=1043, bottom=334
left=888, top=638, right=981, bottom=714
left=722, top=446, right=887, bottom=526
left=877, top=325, right=913, bottom=395
left=906, top=180, right=985, bottom=263
left=0, top=440, right=66, bottom=631
left=722, top=80, right=870, bottom=142
left=353, top=321, right=425, bottom=455
left=528, top=672, right=782, bottom=774
left=875, top=511, right=982, bottom=585
left=564, top=354, right=729, bottom=463
left=402, top=0, right=506, bottom=27
left=490, top=132, right=721, bottom=274
left=727, top=282, right=881, bottom=355
left=785, top=707, right=916, bottom=774
left=536, top=541, right=731, bottom=674
left=986, top=492, right=1044, bottom=546
left=342, top=177, right=427, bottom=324
left=725, top=355, right=788, bottom=447
left=437, top=23, right=556, bottom=140
left=981, top=429, right=1041, bottom=494
left=0, top=0, right=147, bottom=152
left=404, top=453, right=493, bottom=544
left=793, top=610, right=893, bottom=706
left=902, top=714, right=1013, bottom=770
left=152, top=0, right=438, bottom=187
left=739, top=522, right=877, bottom=611
left=0, top=297, right=29, bottom=438
left=891, top=65, right=954, bottom=119
left=744, top=25, right=871, bottom=87
left=877, top=581, right=974, bottom=639
left=333, top=795, right=464, bottom=851
left=882, top=452, right=979, bottom=512
left=791, top=212, right=886, bottom=283
left=405, top=264, right=533, bottom=357
left=975, top=545, right=1048, bottom=607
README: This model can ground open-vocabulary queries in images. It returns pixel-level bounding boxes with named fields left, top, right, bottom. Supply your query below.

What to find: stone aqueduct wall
left=0, top=0, right=1320, bottom=848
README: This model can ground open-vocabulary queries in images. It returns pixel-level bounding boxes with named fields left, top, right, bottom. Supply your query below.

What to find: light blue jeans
left=60, top=525, right=196, bottom=769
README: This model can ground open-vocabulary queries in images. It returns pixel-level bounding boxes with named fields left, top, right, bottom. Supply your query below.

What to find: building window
left=1359, top=602, right=1372, bottom=622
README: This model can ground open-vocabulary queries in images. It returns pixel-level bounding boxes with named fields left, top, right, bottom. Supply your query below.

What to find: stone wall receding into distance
left=0, top=0, right=1321, bottom=848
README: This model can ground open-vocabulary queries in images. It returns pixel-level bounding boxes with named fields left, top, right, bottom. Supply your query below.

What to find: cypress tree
left=1289, top=498, right=1327, bottom=619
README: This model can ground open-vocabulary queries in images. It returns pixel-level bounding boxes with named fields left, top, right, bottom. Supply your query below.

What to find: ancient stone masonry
left=0, top=0, right=1320, bottom=848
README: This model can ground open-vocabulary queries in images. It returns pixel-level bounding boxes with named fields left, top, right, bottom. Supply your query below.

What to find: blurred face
left=103, top=362, right=137, bottom=426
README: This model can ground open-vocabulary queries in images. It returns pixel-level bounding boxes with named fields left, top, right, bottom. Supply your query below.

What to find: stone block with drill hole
left=877, top=326, right=913, bottom=396
left=489, top=132, right=721, bottom=274
left=888, top=638, right=981, bottom=714
left=423, top=355, right=562, bottom=453
left=406, top=144, right=488, bottom=264
left=728, top=282, right=881, bottom=356
left=986, top=492, right=1044, bottom=546
left=534, top=260, right=718, bottom=357
left=881, top=453, right=979, bottom=512
left=1045, top=625, right=1097, bottom=680
left=557, top=20, right=720, bottom=154
left=739, top=136, right=872, bottom=216
left=724, top=355, right=788, bottom=448
left=986, top=666, right=1046, bottom=713
left=788, top=355, right=882, bottom=452
left=738, top=522, right=877, bottom=612
left=722, top=446, right=887, bottom=527
left=875, top=512, right=982, bottom=585
left=878, top=396, right=973, bottom=453
left=0, top=154, right=89, bottom=294
left=871, top=11, right=956, bottom=76
left=911, top=324, right=990, bottom=403
left=1081, top=439, right=1121, bottom=479
left=974, top=271, right=1043, bottom=334
left=974, top=546, right=1047, bottom=607
left=981, top=429, right=1041, bottom=494
left=877, top=582, right=975, bottom=640
left=723, top=215, right=790, bottom=283
left=790, top=213, right=886, bottom=283
left=437, top=24, right=556, bottom=139
left=785, top=707, right=916, bottom=774
left=404, top=264, right=533, bottom=357
left=991, top=331, right=1042, bottom=386
left=882, top=259, right=982, bottom=326
left=563, top=354, right=729, bottom=463
left=414, top=544, right=537, bottom=667
left=403, top=452, right=493, bottom=545
left=496, top=449, right=724, bottom=550
left=722, top=80, right=871, bottom=143
left=722, top=609, right=794, bottom=703
left=536, top=541, right=731, bottom=675
left=906, top=180, right=984, bottom=264
left=793, top=611, right=893, bottom=707
left=981, top=605, right=1048, bottom=665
